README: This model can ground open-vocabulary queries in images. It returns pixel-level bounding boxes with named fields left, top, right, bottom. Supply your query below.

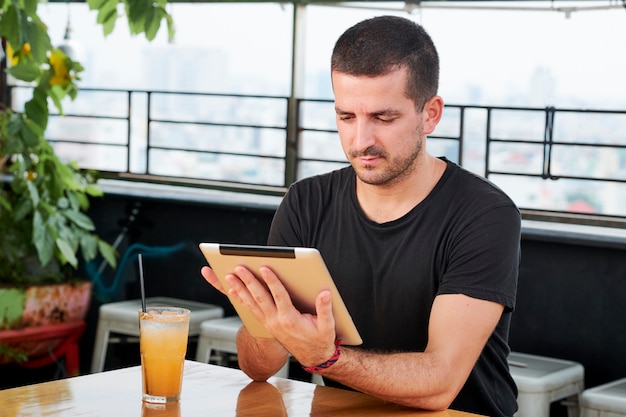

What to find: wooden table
left=0, top=360, right=483, bottom=416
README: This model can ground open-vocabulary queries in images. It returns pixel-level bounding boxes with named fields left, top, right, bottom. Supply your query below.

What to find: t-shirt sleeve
left=437, top=204, right=521, bottom=311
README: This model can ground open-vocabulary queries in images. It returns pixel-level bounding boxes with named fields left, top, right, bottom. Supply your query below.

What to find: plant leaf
left=98, top=239, right=118, bottom=268
left=85, top=184, right=104, bottom=197
left=33, top=210, right=55, bottom=266
left=64, top=209, right=95, bottom=231
left=19, top=11, right=52, bottom=64
left=0, top=288, right=27, bottom=330
left=24, top=87, right=49, bottom=131
left=6, top=62, right=41, bottom=82
left=12, top=198, right=33, bottom=222
left=21, top=117, right=44, bottom=146
left=23, top=0, right=39, bottom=16
left=86, top=0, right=108, bottom=10
left=56, top=237, right=78, bottom=268
left=0, top=6, right=20, bottom=47
left=144, top=5, right=158, bottom=40
left=79, top=233, right=98, bottom=262
left=92, top=0, right=119, bottom=36
left=126, top=0, right=148, bottom=35
left=25, top=180, right=40, bottom=208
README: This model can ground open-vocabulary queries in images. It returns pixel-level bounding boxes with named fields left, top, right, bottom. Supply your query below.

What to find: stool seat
left=195, top=316, right=325, bottom=384
left=508, top=351, right=585, bottom=417
left=91, top=297, right=223, bottom=373
left=581, top=378, right=626, bottom=417
left=196, top=316, right=292, bottom=379
left=196, top=316, right=243, bottom=364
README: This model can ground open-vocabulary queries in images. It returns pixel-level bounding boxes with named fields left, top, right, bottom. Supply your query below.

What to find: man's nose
left=354, top=120, right=376, bottom=152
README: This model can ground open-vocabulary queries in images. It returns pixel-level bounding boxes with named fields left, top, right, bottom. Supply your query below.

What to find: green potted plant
left=0, top=0, right=173, bottom=362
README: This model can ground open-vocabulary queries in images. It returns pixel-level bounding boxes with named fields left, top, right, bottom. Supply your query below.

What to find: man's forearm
left=236, top=326, right=289, bottom=381
left=315, top=347, right=464, bottom=411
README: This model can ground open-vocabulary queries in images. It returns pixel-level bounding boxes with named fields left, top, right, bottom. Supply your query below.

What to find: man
left=202, top=15, right=520, bottom=417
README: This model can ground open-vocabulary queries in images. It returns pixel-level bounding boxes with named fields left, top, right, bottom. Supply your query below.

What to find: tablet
left=199, top=243, right=362, bottom=346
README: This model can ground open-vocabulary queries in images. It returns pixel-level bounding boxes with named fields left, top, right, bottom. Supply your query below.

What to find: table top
left=0, top=361, right=483, bottom=416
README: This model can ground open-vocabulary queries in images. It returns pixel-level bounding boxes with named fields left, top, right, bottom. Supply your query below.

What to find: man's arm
left=236, top=326, right=289, bottom=381
left=209, top=264, right=504, bottom=411
left=316, top=293, right=504, bottom=410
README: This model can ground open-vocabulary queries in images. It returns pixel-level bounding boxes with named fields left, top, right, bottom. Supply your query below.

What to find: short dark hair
left=331, top=15, right=439, bottom=111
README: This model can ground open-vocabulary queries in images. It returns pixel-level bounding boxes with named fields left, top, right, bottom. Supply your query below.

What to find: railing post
left=126, top=91, right=132, bottom=174
left=542, top=106, right=556, bottom=180
left=146, top=92, right=152, bottom=175
left=484, top=108, right=492, bottom=178
left=284, top=4, right=308, bottom=188
left=285, top=96, right=299, bottom=187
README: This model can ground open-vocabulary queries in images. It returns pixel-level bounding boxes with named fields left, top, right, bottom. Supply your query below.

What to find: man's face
left=332, top=67, right=425, bottom=187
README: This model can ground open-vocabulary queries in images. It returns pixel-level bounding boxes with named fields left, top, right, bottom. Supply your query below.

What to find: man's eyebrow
left=334, top=107, right=401, bottom=116
left=372, top=109, right=401, bottom=117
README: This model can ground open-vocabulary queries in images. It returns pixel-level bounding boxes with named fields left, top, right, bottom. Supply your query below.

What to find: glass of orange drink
left=139, top=307, right=190, bottom=403
left=141, top=401, right=181, bottom=417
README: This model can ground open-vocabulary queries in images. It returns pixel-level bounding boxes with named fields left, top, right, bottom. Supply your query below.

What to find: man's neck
left=355, top=155, right=446, bottom=224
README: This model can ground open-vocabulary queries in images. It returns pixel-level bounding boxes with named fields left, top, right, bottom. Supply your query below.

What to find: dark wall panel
left=511, top=239, right=626, bottom=388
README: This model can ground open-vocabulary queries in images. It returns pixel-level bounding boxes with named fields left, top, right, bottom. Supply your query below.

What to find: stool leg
left=195, top=335, right=212, bottom=364
left=90, top=321, right=111, bottom=373
left=563, top=394, right=580, bottom=417
left=515, top=393, right=551, bottom=417
left=311, top=374, right=325, bottom=385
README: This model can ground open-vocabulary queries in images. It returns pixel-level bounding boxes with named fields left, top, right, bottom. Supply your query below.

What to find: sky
left=38, top=1, right=626, bottom=109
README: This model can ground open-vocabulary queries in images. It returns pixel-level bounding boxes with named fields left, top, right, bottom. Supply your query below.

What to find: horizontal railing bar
left=147, top=147, right=286, bottom=160
left=488, top=171, right=626, bottom=183
left=490, top=138, right=625, bottom=148
left=150, top=119, right=286, bottom=130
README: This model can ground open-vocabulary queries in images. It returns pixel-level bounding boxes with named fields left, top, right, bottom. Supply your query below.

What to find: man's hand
left=224, top=265, right=338, bottom=367
left=200, top=264, right=338, bottom=373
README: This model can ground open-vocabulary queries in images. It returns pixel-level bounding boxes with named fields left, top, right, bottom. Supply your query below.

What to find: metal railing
left=8, top=85, right=626, bottom=223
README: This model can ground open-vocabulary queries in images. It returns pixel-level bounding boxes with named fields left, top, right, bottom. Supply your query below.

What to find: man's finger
left=315, top=289, right=336, bottom=338
left=259, top=266, right=293, bottom=309
left=200, top=266, right=226, bottom=294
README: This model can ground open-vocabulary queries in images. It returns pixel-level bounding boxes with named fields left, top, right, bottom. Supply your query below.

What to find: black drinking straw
left=138, top=253, right=146, bottom=313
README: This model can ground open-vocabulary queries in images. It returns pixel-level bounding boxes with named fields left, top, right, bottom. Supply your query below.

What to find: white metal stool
left=196, top=316, right=323, bottom=384
left=91, top=296, right=224, bottom=373
left=509, top=351, right=585, bottom=417
left=580, top=378, right=626, bottom=417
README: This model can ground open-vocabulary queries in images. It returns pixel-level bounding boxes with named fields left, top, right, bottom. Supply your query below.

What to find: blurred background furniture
left=580, top=378, right=626, bottom=417
left=91, top=296, right=223, bottom=373
left=196, top=315, right=325, bottom=384
left=509, top=351, right=584, bottom=417
left=195, top=316, right=289, bottom=378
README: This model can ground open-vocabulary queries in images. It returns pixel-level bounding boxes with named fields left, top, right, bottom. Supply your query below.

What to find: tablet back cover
left=199, top=243, right=362, bottom=345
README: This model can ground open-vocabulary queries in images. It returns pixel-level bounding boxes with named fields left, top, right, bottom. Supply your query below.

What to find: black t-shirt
left=268, top=159, right=520, bottom=417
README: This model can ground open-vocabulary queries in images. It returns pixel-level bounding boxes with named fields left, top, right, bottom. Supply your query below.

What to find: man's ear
left=422, top=96, right=444, bottom=135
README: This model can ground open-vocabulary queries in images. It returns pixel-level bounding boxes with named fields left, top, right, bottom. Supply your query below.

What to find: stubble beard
left=350, top=134, right=424, bottom=187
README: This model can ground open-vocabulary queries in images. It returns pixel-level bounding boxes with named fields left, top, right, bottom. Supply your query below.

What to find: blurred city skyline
left=40, top=1, right=626, bottom=108
left=22, top=2, right=626, bottom=218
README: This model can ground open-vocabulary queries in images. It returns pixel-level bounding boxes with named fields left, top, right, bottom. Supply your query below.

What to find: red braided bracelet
left=302, top=340, right=343, bottom=373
